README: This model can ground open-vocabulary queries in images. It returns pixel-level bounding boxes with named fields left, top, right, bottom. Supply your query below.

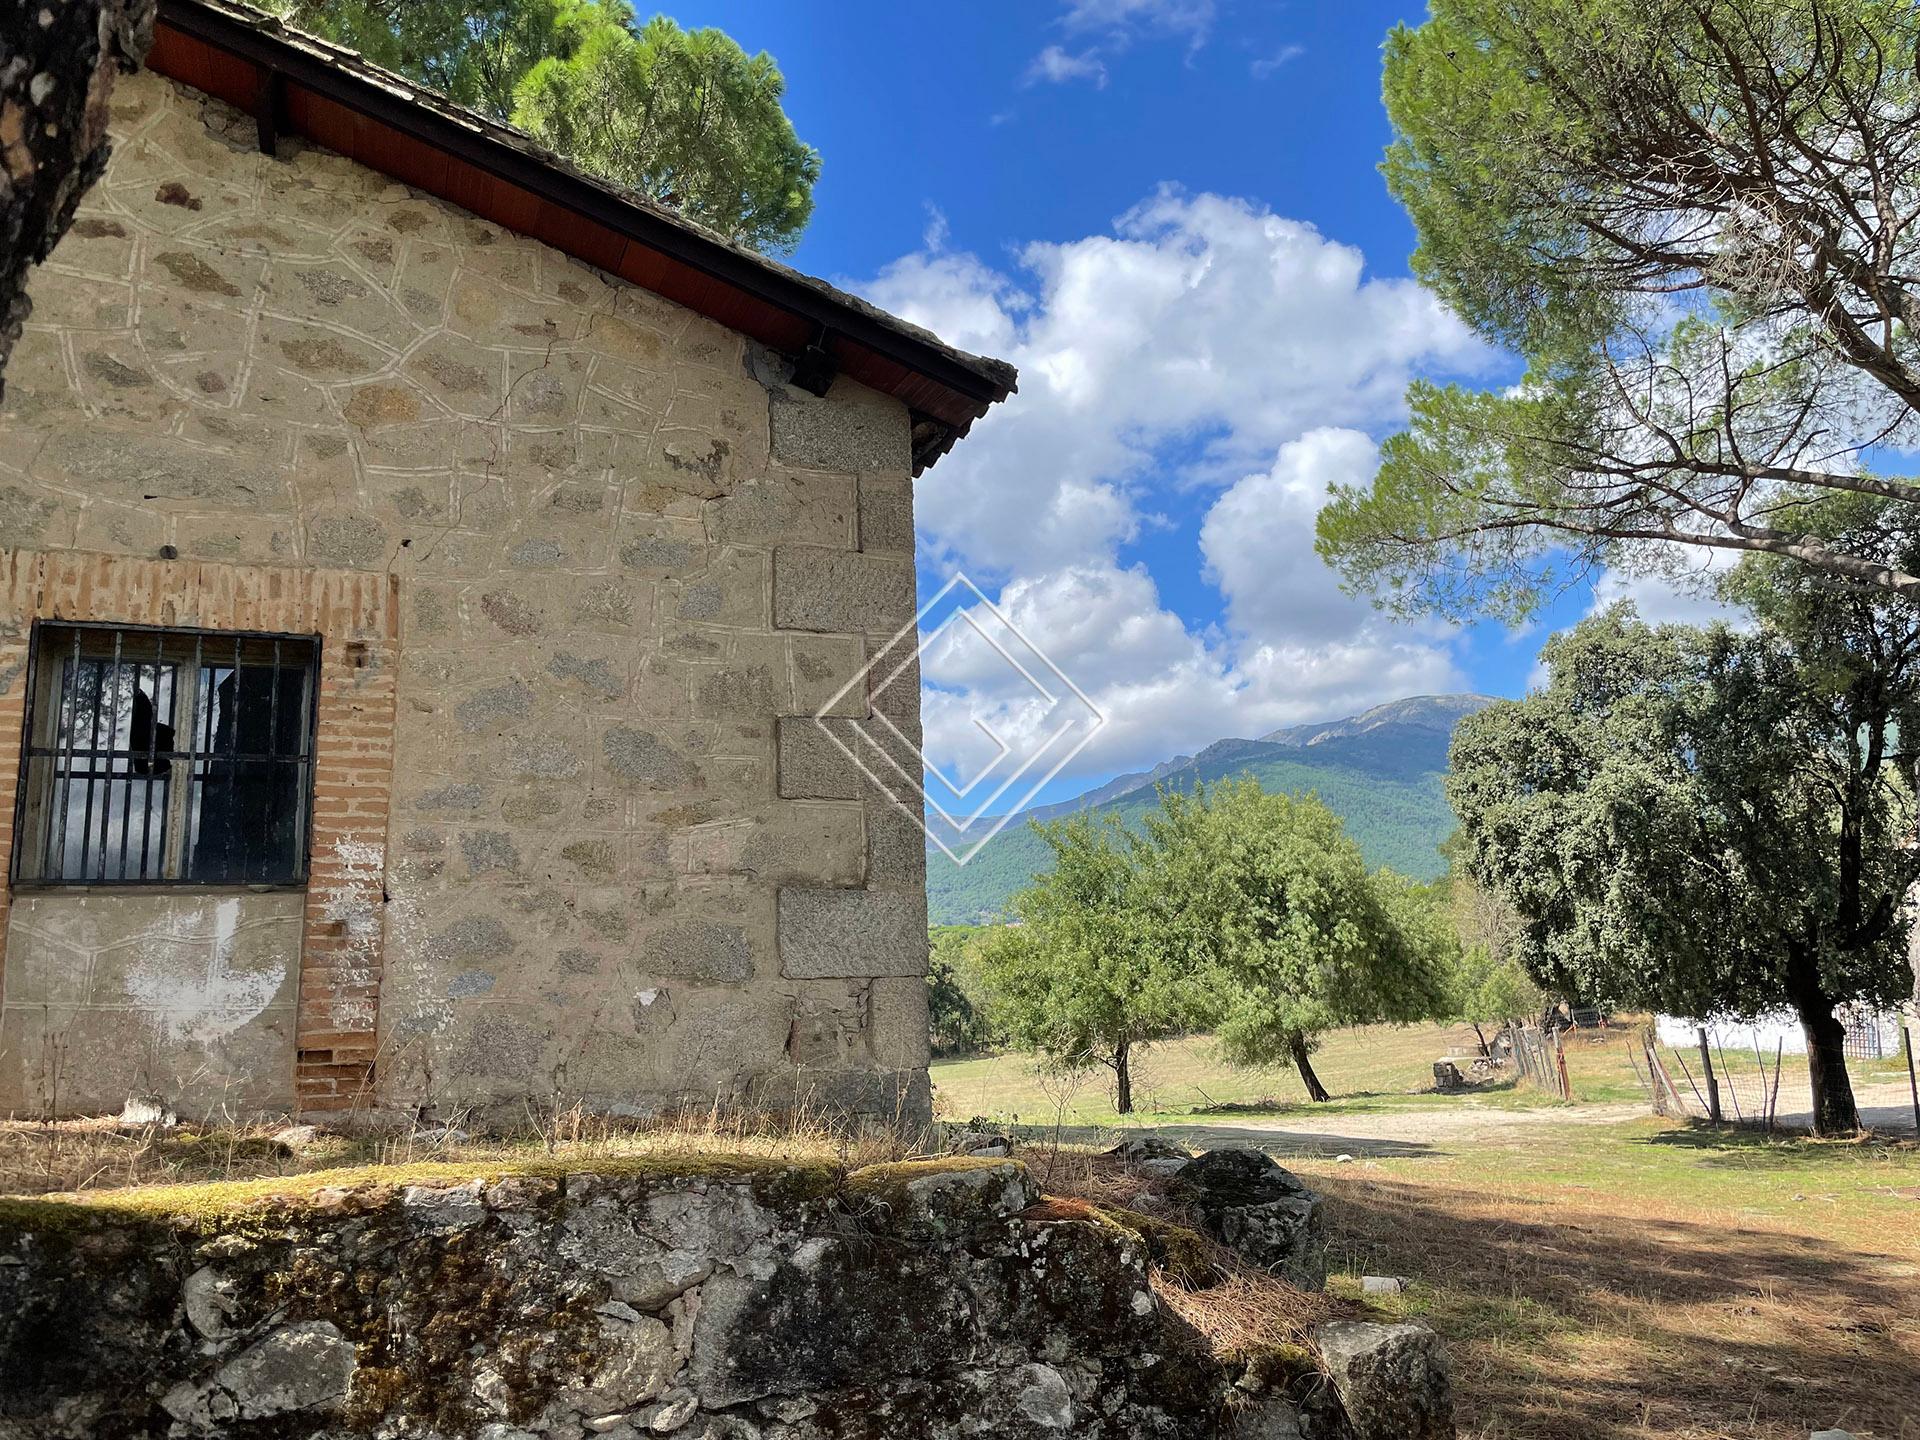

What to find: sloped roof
left=149, top=0, right=1016, bottom=472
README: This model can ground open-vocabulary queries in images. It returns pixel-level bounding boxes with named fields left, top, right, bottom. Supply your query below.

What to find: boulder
left=1430, top=1061, right=1467, bottom=1092
left=1313, top=1321, right=1454, bottom=1440
left=118, top=1094, right=177, bottom=1128
left=1174, top=1148, right=1327, bottom=1290
left=1360, top=1276, right=1407, bottom=1297
left=271, top=1123, right=322, bottom=1152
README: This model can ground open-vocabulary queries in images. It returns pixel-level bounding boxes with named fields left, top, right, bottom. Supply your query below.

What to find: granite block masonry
left=0, top=64, right=978, bottom=1126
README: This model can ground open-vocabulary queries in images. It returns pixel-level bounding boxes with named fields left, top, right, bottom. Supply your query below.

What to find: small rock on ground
left=1106, top=1135, right=1194, bottom=1165
left=949, top=1129, right=1013, bottom=1158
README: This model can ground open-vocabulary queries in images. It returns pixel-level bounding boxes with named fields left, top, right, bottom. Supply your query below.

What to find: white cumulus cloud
left=851, top=190, right=1484, bottom=788
left=1589, top=548, right=1748, bottom=629
left=862, top=189, right=1483, bottom=577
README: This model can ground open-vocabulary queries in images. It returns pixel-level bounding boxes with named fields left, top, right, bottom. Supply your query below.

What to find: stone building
left=0, top=0, right=1014, bottom=1125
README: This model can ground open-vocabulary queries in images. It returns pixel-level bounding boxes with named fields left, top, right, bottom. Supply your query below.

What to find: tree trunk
left=1471, top=1022, right=1490, bottom=1057
left=1783, top=944, right=1862, bottom=1137
left=1, top=0, right=155, bottom=395
left=1288, top=1033, right=1331, bottom=1103
left=1797, top=1003, right=1862, bottom=1137
left=1113, top=1039, right=1132, bottom=1116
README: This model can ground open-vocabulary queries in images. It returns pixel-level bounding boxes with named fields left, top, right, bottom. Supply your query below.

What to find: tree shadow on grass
left=1645, top=1121, right=1920, bottom=1168
left=1311, top=1169, right=1920, bottom=1439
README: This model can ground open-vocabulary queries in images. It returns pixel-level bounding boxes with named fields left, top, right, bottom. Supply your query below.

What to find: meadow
left=936, top=1023, right=1920, bottom=1439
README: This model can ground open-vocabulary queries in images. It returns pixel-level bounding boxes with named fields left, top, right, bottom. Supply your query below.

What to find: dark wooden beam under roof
left=147, top=0, right=1016, bottom=474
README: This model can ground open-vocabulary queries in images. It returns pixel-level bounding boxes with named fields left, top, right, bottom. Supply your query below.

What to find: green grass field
left=937, top=1024, right=1920, bottom=1439
left=931, top=1020, right=1650, bottom=1128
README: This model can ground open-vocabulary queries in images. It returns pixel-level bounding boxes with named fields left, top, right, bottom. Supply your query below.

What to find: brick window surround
left=0, top=550, right=399, bottom=1115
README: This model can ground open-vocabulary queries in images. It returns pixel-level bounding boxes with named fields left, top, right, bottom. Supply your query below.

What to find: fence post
left=1555, top=1030, right=1572, bottom=1101
left=1645, top=1043, right=1682, bottom=1116
left=1767, top=1038, right=1784, bottom=1132
left=1696, top=1027, right=1722, bottom=1123
left=1903, top=1019, right=1919, bottom=1137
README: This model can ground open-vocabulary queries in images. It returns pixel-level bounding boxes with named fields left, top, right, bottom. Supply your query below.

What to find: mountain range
left=924, top=693, right=1497, bottom=926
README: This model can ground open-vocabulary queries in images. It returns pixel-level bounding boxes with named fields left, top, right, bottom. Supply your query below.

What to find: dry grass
left=0, top=1098, right=923, bottom=1198
left=1020, top=1144, right=1348, bottom=1364
left=1153, top=1267, right=1337, bottom=1366
left=932, top=1020, right=1653, bottom=1126
left=1288, top=1127, right=1920, bottom=1440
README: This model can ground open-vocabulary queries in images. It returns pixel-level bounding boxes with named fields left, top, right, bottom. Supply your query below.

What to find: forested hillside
left=925, top=695, right=1491, bottom=924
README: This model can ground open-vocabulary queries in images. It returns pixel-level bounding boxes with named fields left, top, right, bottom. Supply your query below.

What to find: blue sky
left=677, top=1, right=1709, bottom=806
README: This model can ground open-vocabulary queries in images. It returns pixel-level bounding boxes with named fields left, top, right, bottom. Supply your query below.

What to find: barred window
left=12, top=624, right=321, bottom=887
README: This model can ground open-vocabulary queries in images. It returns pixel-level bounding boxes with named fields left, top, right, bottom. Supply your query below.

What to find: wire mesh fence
left=1630, top=1021, right=1920, bottom=1134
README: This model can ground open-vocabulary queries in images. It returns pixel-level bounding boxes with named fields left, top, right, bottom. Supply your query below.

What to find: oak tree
left=1143, top=782, right=1456, bottom=1104
left=975, top=814, right=1204, bottom=1115
left=1449, top=519, right=1920, bottom=1134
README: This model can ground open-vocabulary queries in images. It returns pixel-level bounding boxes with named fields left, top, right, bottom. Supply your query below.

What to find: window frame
left=9, top=620, right=325, bottom=892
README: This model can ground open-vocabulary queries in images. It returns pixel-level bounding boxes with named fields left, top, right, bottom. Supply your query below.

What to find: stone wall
left=0, top=70, right=931, bottom=1121
left=0, top=1158, right=1331, bottom=1440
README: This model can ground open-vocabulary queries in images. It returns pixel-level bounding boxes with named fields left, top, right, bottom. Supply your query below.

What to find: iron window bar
left=11, top=622, right=322, bottom=888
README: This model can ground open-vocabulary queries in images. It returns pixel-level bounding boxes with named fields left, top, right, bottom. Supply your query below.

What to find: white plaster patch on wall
left=382, top=880, right=448, bottom=1038
left=319, top=837, right=387, bottom=1030
left=120, top=897, right=283, bottom=1045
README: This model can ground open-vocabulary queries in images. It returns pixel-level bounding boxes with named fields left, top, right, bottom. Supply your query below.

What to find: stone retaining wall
left=0, top=1157, right=1336, bottom=1439
left=0, top=1154, right=1458, bottom=1440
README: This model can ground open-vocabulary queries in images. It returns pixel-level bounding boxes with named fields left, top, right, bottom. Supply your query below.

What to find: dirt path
left=1111, top=1078, right=1917, bottom=1159
left=1136, top=1098, right=1652, bottom=1159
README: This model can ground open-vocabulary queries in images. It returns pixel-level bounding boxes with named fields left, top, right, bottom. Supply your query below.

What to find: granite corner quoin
left=0, top=9, right=1014, bottom=1128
